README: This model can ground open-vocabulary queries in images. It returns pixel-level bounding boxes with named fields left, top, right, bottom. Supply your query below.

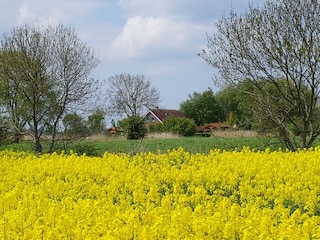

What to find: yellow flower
left=1, top=148, right=320, bottom=238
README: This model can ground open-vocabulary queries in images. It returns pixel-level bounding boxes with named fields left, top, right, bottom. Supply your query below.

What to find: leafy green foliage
left=63, top=113, right=88, bottom=138
left=215, top=82, right=254, bottom=129
left=0, top=124, right=11, bottom=144
left=0, top=23, right=100, bottom=153
left=179, top=88, right=223, bottom=126
left=119, top=116, right=146, bottom=140
left=69, top=141, right=98, bottom=156
left=160, top=116, right=196, bottom=137
left=87, top=110, right=105, bottom=135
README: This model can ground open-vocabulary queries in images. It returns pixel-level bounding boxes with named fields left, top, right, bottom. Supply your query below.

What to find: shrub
left=119, top=116, right=146, bottom=140
left=162, top=116, right=196, bottom=136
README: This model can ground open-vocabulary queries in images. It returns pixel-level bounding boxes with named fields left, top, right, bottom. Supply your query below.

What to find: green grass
left=0, top=141, right=34, bottom=153
left=0, top=135, right=307, bottom=156
left=91, top=136, right=280, bottom=156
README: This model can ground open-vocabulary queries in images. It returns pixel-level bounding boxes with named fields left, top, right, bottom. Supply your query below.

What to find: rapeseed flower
left=1, top=147, right=320, bottom=238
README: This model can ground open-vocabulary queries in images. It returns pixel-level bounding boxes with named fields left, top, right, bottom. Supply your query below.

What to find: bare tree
left=0, top=23, right=100, bottom=153
left=200, top=0, right=320, bottom=150
left=106, top=73, right=161, bottom=117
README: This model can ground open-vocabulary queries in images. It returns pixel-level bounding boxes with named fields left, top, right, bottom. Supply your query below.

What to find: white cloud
left=109, top=16, right=208, bottom=60
left=14, top=0, right=108, bottom=27
left=17, top=1, right=68, bottom=26
left=0, top=0, right=268, bottom=110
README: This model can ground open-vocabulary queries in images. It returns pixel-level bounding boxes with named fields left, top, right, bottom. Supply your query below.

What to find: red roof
left=199, top=122, right=231, bottom=131
left=145, top=108, right=186, bottom=123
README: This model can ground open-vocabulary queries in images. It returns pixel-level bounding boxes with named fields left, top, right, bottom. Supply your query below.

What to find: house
left=143, top=108, right=186, bottom=128
left=106, top=126, right=123, bottom=135
left=201, top=122, right=230, bottom=130
left=197, top=122, right=231, bottom=136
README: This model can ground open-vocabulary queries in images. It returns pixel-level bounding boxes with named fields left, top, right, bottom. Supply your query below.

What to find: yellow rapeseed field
left=1, top=147, right=320, bottom=239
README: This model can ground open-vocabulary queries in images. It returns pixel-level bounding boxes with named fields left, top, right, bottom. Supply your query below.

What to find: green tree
left=0, top=122, right=11, bottom=144
left=247, top=79, right=315, bottom=137
left=215, top=81, right=254, bottom=129
left=0, top=22, right=100, bottom=153
left=0, top=53, right=27, bottom=143
left=63, top=113, right=88, bottom=138
left=87, top=110, right=105, bottom=135
left=179, top=88, right=223, bottom=126
left=162, top=116, right=196, bottom=137
left=119, top=116, right=146, bottom=140
left=200, top=0, right=320, bottom=150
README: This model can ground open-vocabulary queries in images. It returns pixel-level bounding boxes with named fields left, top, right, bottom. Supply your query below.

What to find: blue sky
left=0, top=0, right=267, bottom=111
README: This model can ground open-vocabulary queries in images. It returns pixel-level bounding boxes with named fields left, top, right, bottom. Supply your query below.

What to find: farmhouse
left=143, top=108, right=185, bottom=128
left=106, top=126, right=123, bottom=135
left=196, top=122, right=231, bottom=136
left=199, top=122, right=230, bottom=131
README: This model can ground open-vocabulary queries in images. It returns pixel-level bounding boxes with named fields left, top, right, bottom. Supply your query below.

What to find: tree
left=0, top=62, right=27, bottom=143
left=87, top=109, right=105, bottom=135
left=119, top=116, right=146, bottom=140
left=0, top=122, right=11, bottom=144
left=63, top=113, right=88, bottom=138
left=162, top=116, right=196, bottom=137
left=179, top=88, right=223, bottom=126
left=106, top=73, right=161, bottom=117
left=199, top=0, right=320, bottom=150
left=215, top=82, right=254, bottom=129
left=0, top=22, right=100, bottom=153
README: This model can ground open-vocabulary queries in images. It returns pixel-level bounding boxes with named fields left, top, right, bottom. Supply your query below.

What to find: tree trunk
left=12, top=132, right=20, bottom=144
left=33, top=137, right=42, bottom=153
left=32, top=117, right=42, bottom=153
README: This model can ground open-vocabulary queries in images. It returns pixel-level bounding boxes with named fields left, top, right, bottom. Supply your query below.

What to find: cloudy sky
left=0, top=0, right=267, bottom=111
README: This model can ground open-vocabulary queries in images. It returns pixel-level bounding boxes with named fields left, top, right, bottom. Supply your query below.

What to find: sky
left=0, top=0, right=267, bottom=111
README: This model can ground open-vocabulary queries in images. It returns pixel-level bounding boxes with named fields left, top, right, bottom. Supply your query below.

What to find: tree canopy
left=215, top=83, right=252, bottom=129
left=179, top=88, right=223, bottom=126
left=0, top=22, right=100, bottom=153
left=200, top=0, right=320, bottom=150
left=118, top=116, right=146, bottom=140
